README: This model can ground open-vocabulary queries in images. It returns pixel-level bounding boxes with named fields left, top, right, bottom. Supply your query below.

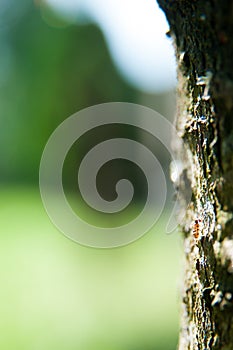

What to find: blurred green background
left=0, top=0, right=181, bottom=349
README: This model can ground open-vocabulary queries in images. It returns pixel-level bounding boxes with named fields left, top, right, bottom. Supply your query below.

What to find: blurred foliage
left=0, top=0, right=138, bottom=185
left=0, top=1, right=179, bottom=349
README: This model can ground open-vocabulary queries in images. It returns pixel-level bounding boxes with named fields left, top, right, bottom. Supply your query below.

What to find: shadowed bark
left=157, top=1, right=233, bottom=349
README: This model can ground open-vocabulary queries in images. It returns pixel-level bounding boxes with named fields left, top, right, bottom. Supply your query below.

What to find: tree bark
left=156, top=1, right=233, bottom=349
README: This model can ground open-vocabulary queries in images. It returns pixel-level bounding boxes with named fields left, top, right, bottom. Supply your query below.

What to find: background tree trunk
left=157, top=1, right=233, bottom=349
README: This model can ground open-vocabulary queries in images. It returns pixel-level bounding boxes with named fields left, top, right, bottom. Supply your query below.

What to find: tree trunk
left=156, top=1, right=233, bottom=349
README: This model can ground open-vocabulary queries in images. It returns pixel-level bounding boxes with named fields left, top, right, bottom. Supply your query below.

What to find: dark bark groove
left=157, top=1, right=233, bottom=349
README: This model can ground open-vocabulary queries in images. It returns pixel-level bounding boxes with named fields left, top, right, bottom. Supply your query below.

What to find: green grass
left=0, top=186, right=182, bottom=350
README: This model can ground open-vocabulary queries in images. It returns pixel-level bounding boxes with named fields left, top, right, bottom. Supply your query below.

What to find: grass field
left=0, top=186, right=182, bottom=350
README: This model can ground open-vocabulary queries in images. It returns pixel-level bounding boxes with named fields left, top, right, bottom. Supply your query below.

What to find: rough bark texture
left=157, top=1, right=233, bottom=349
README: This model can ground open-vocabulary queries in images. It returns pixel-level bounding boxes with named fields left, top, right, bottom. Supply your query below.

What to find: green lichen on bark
left=157, top=1, right=233, bottom=349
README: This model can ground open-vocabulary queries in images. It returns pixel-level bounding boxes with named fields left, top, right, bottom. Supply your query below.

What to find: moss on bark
left=157, top=1, right=233, bottom=349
